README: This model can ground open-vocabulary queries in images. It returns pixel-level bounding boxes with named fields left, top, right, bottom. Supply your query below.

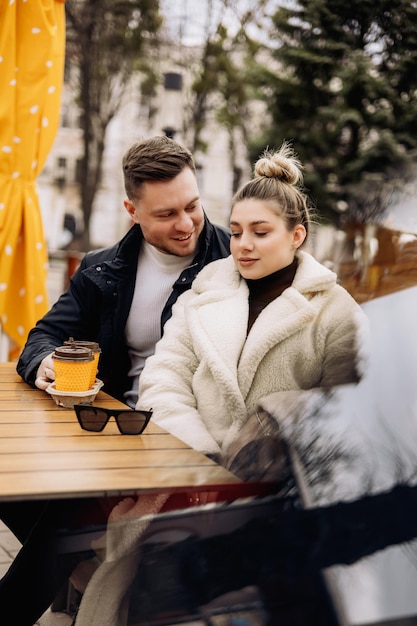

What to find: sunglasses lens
left=116, top=411, right=150, bottom=435
left=78, top=408, right=108, bottom=432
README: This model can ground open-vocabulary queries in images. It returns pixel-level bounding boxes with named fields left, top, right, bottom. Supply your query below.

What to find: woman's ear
left=293, top=224, right=307, bottom=249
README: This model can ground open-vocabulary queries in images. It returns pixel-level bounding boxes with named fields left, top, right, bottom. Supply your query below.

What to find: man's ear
left=124, top=199, right=137, bottom=221
left=293, top=224, right=307, bottom=249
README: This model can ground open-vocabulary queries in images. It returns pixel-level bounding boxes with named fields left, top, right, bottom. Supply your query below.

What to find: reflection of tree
left=179, top=387, right=417, bottom=608
left=119, top=484, right=417, bottom=623
left=179, top=484, right=417, bottom=605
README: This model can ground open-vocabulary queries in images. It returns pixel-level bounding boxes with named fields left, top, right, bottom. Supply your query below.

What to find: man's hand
left=35, top=354, right=55, bottom=390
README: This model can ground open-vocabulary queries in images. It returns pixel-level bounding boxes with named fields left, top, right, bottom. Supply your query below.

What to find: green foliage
left=254, top=0, right=417, bottom=225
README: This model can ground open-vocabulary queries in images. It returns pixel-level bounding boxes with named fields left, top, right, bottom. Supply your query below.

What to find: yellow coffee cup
left=52, top=345, right=93, bottom=392
left=64, top=339, right=101, bottom=388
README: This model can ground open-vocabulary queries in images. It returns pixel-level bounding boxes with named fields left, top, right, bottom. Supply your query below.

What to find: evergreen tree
left=254, top=0, right=417, bottom=225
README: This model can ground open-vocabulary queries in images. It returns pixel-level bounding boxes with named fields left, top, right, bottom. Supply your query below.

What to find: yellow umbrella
left=0, top=0, right=66, bottom=358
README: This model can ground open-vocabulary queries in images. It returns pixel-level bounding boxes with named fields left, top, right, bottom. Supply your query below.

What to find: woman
left=137, top=142, right=368, bottom=458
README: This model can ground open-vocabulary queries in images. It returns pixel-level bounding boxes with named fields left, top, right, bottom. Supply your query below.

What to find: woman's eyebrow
left=230, top=219, right=271, bottom=226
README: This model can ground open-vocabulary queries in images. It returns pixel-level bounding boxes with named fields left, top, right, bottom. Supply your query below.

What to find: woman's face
left=230, top=199, right=306, bottom=280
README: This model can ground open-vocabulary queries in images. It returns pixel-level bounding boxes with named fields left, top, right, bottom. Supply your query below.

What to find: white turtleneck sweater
left=123, top=241, right=194, bottom=408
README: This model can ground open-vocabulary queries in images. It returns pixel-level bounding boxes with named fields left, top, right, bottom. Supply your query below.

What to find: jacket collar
left=192, top=250, right=337, bottom=294
left=86, top=215, right=223, bottom=291
left=114, top=214, right=216, bottom=267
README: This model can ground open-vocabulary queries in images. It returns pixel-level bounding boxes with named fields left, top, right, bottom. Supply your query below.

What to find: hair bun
left=254, top=142, right=303, bottom=185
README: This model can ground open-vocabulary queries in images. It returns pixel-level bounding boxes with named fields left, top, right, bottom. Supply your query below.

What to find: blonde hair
left=232, top=142, right=312, bottom=240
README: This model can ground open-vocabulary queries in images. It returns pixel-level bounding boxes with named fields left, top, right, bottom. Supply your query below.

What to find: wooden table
left=0, top=362, right=241, bottom=501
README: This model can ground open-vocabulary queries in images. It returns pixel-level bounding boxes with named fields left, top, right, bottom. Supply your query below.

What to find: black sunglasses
left=74, top=404, right=152, bottom=435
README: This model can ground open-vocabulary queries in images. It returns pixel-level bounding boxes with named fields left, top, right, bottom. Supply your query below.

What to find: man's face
left=124, top=167, right=205, bottom=256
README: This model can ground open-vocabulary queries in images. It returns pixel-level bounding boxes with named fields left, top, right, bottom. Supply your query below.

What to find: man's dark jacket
left=17, top=218, right=230, bottom=402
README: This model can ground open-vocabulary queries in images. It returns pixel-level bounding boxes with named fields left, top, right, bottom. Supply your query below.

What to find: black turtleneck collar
left=246, top=257, right=298, bottom=333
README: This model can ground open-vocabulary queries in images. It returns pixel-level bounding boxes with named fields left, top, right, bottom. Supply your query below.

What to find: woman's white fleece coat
left=138, top=251, right=368, bottom=456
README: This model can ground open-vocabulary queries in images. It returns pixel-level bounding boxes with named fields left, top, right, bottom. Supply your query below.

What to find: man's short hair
left=123, top=136, right=196, bottom=200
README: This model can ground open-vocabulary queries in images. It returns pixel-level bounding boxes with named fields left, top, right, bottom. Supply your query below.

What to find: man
left=1, top=135, right=230, bottom=625
left=17, top=135, right=230, bottom=406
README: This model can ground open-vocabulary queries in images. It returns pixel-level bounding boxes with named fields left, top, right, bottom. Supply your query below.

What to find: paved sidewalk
left=0, top=519, right=20, bottom=578
left=0, top=520, right=72, bottom=626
